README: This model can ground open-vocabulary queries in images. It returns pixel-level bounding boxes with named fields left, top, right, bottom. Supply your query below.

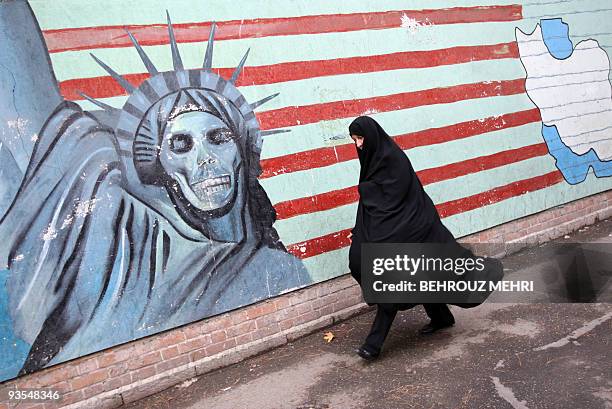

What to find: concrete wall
left=1, top=0, right=611, bottom=401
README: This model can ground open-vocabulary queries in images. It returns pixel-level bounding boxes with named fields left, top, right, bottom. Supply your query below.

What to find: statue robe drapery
left=0, top=102, right=309, bottom=373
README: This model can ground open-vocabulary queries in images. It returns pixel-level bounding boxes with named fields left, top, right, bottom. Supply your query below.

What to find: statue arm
left=0, top=0, right=62, bottom=175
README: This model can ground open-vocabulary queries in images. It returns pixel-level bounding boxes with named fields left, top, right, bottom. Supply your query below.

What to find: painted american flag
left=33, top=0, right=612, bottom=282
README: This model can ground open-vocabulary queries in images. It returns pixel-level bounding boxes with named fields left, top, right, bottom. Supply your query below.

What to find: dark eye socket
left=169, top=133, right=194, bottom=153
left=207, top=128, right=234, bottom=145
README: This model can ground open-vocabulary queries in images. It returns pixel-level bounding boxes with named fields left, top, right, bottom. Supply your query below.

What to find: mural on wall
left=2, top=0, right=612, bottom=382
left=0, top=2, right=310, bottom=378
left=516, top=18, right=612, bottom=184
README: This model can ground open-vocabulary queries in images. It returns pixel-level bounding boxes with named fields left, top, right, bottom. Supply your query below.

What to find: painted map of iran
left=516, top=18, right=612, bottom=184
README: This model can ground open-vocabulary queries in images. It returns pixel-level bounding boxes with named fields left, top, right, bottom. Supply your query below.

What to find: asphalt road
left=124, top=218, right=612, bottom=409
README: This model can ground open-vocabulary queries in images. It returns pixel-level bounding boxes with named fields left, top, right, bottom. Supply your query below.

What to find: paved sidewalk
left=124, top=219, right=612, bottom=409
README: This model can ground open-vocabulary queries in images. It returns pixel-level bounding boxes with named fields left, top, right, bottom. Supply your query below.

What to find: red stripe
left=419, top=143, right=549, bottom=185
left=274, top=142, right=548, bottom=220
left=261, top=108, right=540, bottom=178
left=437, top=171, right=564, bottom=218
left=44, top=6, right=522, bottom=53
left=59, top=42, right=518, bottom=100
left=286, top=171, right=564, bottom=259
left=257, top=78, right=526, bottom=130
left=287, top=228, right=353, bottom=260
left=276, top=186, right=359, bottom=222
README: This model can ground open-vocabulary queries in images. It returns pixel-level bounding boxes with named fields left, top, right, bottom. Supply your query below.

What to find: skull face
left=159, top=111, right=241, bottom=212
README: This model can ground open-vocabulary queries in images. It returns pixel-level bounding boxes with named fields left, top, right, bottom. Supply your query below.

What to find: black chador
left=347, top=116, right=502, bottom=360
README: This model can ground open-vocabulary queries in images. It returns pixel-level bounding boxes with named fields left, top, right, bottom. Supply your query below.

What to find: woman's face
left=350, top=134, right=364, bottom=150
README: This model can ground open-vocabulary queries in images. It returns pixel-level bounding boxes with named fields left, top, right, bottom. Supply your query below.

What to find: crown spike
left=230, top=48, right=250, bottom=84
left=203, top=22, right=217, bottom=72
left=126, top=30, right=159, bottom=76
left=78, top=92, right=120, bottom=113
left=250, top=93, right=280, bottom=110
left=260, top=129, right=291, bottom=136
left=90, top=53, right=135, bottom=93
left=166, top=11, right=184, bottom=71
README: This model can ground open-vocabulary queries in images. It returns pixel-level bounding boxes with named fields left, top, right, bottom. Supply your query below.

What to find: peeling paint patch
left=41, top=225, right=57, bottom=242
left=7, top=118, right=28, bottom=133
left=60, top=214, right=74, bottom=230
left=169, top=103, right=201, bottom=119
left=361, top=108, right=380, bottom=116
left=74, top=198, right=99, bottom=218
left=493, top=44, right=511, bottom=55
left=400, top=13, right=432, bottom=33
left=323, top=134, right=351, bottom=147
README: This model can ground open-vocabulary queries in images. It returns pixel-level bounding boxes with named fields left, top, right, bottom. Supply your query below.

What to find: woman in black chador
left=347, top=116, right=501, bottom=360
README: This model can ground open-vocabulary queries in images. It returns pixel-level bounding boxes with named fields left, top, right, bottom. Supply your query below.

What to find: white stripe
left=275, top=203, right=357, bottom=248
left=300, top=246, right=350, bottom=282
left=408, top=121, right=543, bottom=170
left=49, top=21, right=520, bottom=80
left=425, top=155, right=557, bottom=204
left=32, top=0, right=520, bottom=30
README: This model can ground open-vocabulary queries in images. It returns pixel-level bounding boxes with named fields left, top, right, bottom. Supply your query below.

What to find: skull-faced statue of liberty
left=0, top=2, right=310, bottom=377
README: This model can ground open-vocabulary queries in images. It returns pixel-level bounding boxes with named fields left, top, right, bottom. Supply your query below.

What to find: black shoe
left=356, top=345, right=380, bottom=361
left=419, top=321, right=454, bottom=335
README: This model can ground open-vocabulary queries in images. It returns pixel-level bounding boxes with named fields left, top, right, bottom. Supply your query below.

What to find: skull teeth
left=191, top=175, right=231, bottom=195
